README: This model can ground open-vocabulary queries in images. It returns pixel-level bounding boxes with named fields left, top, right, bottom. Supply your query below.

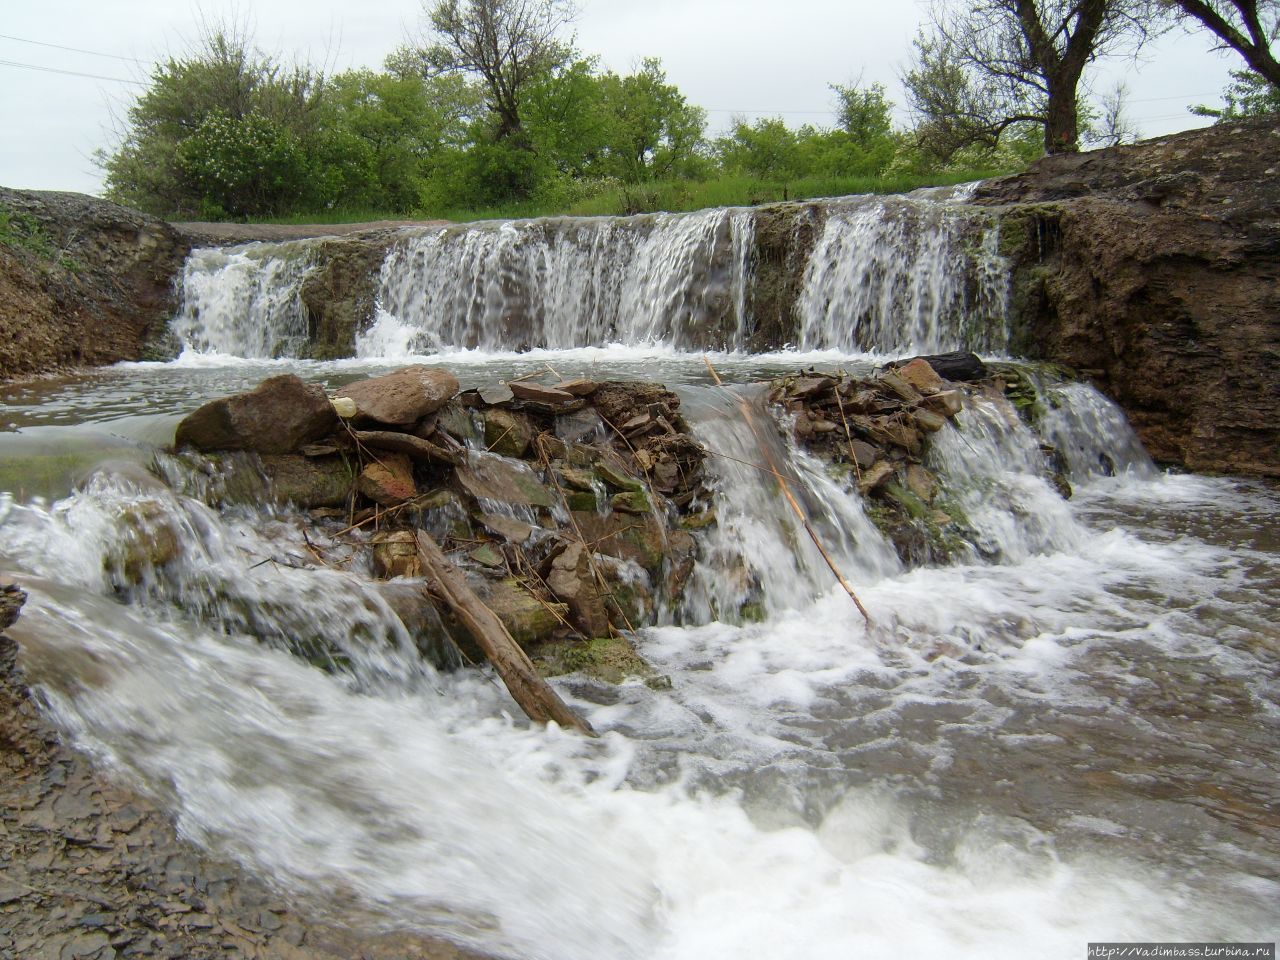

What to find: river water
left=1, top=198, right=1277, bottom=959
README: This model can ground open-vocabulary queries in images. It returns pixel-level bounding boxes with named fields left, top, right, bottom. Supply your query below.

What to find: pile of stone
left=768, top=353, right=981, bottom=565
left=172, top=365, right=710, bottom=677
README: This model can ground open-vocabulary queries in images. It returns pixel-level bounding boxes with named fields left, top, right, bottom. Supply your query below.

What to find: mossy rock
left=536, top=634, right=659, bottom=685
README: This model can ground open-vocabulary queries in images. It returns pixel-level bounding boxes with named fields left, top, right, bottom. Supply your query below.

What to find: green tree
left=416, top=0, right=576, bottom=144
left=909, top=0, right=1159, bottom=155
left=99, top=25, right=326, bottom=217
left=595, top=59, right=708, bottom=182
left=715, top=117, right=805, bottom=180
left=1192, top=67, right=1280, bottom=117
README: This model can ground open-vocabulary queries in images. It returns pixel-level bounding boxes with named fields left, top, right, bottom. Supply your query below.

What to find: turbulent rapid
left=1, top=188, right=1276, bottom=960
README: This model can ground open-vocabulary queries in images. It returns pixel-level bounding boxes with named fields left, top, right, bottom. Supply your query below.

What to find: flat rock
left=509, top=381, right=577, bottom=405
left=334, top=366, right=459, bottom=428
left=478, top=383, right=515, bottom=405
left=477, top=513, right=535, bottom=543
left=175, top=375, right=337, bottom=454
left=456, top=453, right=554, bottom=509
left=554, top=378, right=599, bottom=397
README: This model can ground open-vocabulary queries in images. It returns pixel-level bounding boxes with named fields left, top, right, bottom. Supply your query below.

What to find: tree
left=99, top=24, right=328, bottom=217
left=1164, top=0, right=1279, bottom=87
left=910, top=0, right=1156, bottom=154
left=596, top=59, right=708, bottom=181
left=715, top=117, right=804, bottom=180
left=831, top=82, right=895, bottom=148
left=416, top=0, right=577, bottom=144
left=1192, top=66, right=1280, bottom=116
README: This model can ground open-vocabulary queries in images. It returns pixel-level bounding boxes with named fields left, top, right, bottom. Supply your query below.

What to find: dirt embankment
left=0, top=189, right=189, bottom=381
left=972, top=116, right=1280, bottom=476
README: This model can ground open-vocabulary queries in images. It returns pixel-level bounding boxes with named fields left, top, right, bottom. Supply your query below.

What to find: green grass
left=0, top=202, right=58, bottom=258
left=231, top=166, right=1015, bottom=227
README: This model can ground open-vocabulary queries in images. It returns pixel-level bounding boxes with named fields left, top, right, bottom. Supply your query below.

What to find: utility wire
left=0, top=57, right=144, bottom=84
left=0, top=32, right=151, bottom=65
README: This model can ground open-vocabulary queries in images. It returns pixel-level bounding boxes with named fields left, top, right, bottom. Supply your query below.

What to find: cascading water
left=794, top=195, right=1010, bottom=354
left=167, top=190, right=1007, bottom=360
left=171, top=243, right=318, bottom=358
left=3, top=190, right=1278, bottom=958
left=373, top=208, right=756, bottom=353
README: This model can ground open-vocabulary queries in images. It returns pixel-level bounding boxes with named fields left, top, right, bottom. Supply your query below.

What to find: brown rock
left=554, top=378, right=599, bottom=397
left=847, top=439, right=879, bottom=470
left=484, top=409, right=535, bottom=458
left=358, top=453, right=416, bottom=506
left=913, top=409, right=948, bottom=433
left=334, top=366, right=459, bottom=428
left=897, top=358, right=946, bottom=395
left=370, top=530, right=422, bottom=579
left=547, top=543, right=610, bottom=638
left=905, top=463, right=939, bottom=503
left=857, top=460, right=895, bottom=495
left=921, top=389, right=964, bottom=418
left=509, top=381, right=577, bottom=405
left=175, top=375, right=337, bottom=454
left=878, top=371, right=924, bottom=404
left=1, top=581, right=27, bottom=631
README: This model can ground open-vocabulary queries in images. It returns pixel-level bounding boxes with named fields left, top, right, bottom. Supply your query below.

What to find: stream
left=1, top=193, right=1276, bottom=959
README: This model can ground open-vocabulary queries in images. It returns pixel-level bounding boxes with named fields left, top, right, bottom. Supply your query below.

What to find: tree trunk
left=1044, top=82, right=1081, bottom=153
left=414, top=531, right=596, bottom=737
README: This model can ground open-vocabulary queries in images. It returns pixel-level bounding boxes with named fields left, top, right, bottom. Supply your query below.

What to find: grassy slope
left=250, top=169, right=1012, bottom=226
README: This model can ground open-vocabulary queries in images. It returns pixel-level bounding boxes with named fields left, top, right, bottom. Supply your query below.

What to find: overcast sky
left=0, top=0, right=1240, bottom=195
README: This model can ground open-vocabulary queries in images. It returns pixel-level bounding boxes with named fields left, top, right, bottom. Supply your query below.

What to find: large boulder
left=174, top=375, right=337, bottom=454
left=333, top=365, right=459, bottom=428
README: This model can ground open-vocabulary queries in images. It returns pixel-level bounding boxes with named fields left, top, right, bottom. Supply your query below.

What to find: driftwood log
left=414, top=531, right=596, bottom=737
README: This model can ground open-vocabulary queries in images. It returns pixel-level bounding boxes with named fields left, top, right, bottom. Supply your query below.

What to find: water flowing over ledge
left=171, top=191, right=1010, bottom=360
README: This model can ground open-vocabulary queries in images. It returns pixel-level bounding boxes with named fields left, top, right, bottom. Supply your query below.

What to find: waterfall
left=171, top=243, right=318, bottom=358
left=167, top=192, right=1011, bottom=359
left=794, top=195, right=1010, bottom=355
left=375, top=208, right=756, bottom=352
left=679, top=385, right=900, bottom=623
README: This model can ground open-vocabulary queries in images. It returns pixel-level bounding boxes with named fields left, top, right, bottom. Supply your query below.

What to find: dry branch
left=414, top=530, right=596, bottom=737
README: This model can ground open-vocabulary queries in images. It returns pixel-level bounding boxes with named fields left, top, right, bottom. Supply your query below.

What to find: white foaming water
left=4, top=466, right=1274, bottom=959
left=928, top=393, right=1085, bottom=561
left=680, top=385, right=899, bottom=622
left=171, top=243, right=318, bottom=358
left=168, top=192, right=1012, bottom=361
left=2, top=365, right=1276, bottom=957
left=794, top=195, right=1010, bottom=354
left=375, top=209, right=755, bottom=352
left=1041, top=381, right=1157, bottom=483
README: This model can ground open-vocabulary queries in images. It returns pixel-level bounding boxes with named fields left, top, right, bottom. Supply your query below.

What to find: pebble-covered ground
left=0, top=633, right=482, bottom=960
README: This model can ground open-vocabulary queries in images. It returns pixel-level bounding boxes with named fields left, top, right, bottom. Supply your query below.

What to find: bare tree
left=912, top=0, right=1158, bottom=154
left=1164, top=1, right=1280, bottom=86
left=417, top=0, right=577, bottom=142
left=1094, top=80, right=1140, bottom=144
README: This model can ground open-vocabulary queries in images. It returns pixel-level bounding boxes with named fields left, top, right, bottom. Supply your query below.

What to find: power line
left=0, top=58, right=144, bottom=85
left=0, top=32, right=150, bottom=65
